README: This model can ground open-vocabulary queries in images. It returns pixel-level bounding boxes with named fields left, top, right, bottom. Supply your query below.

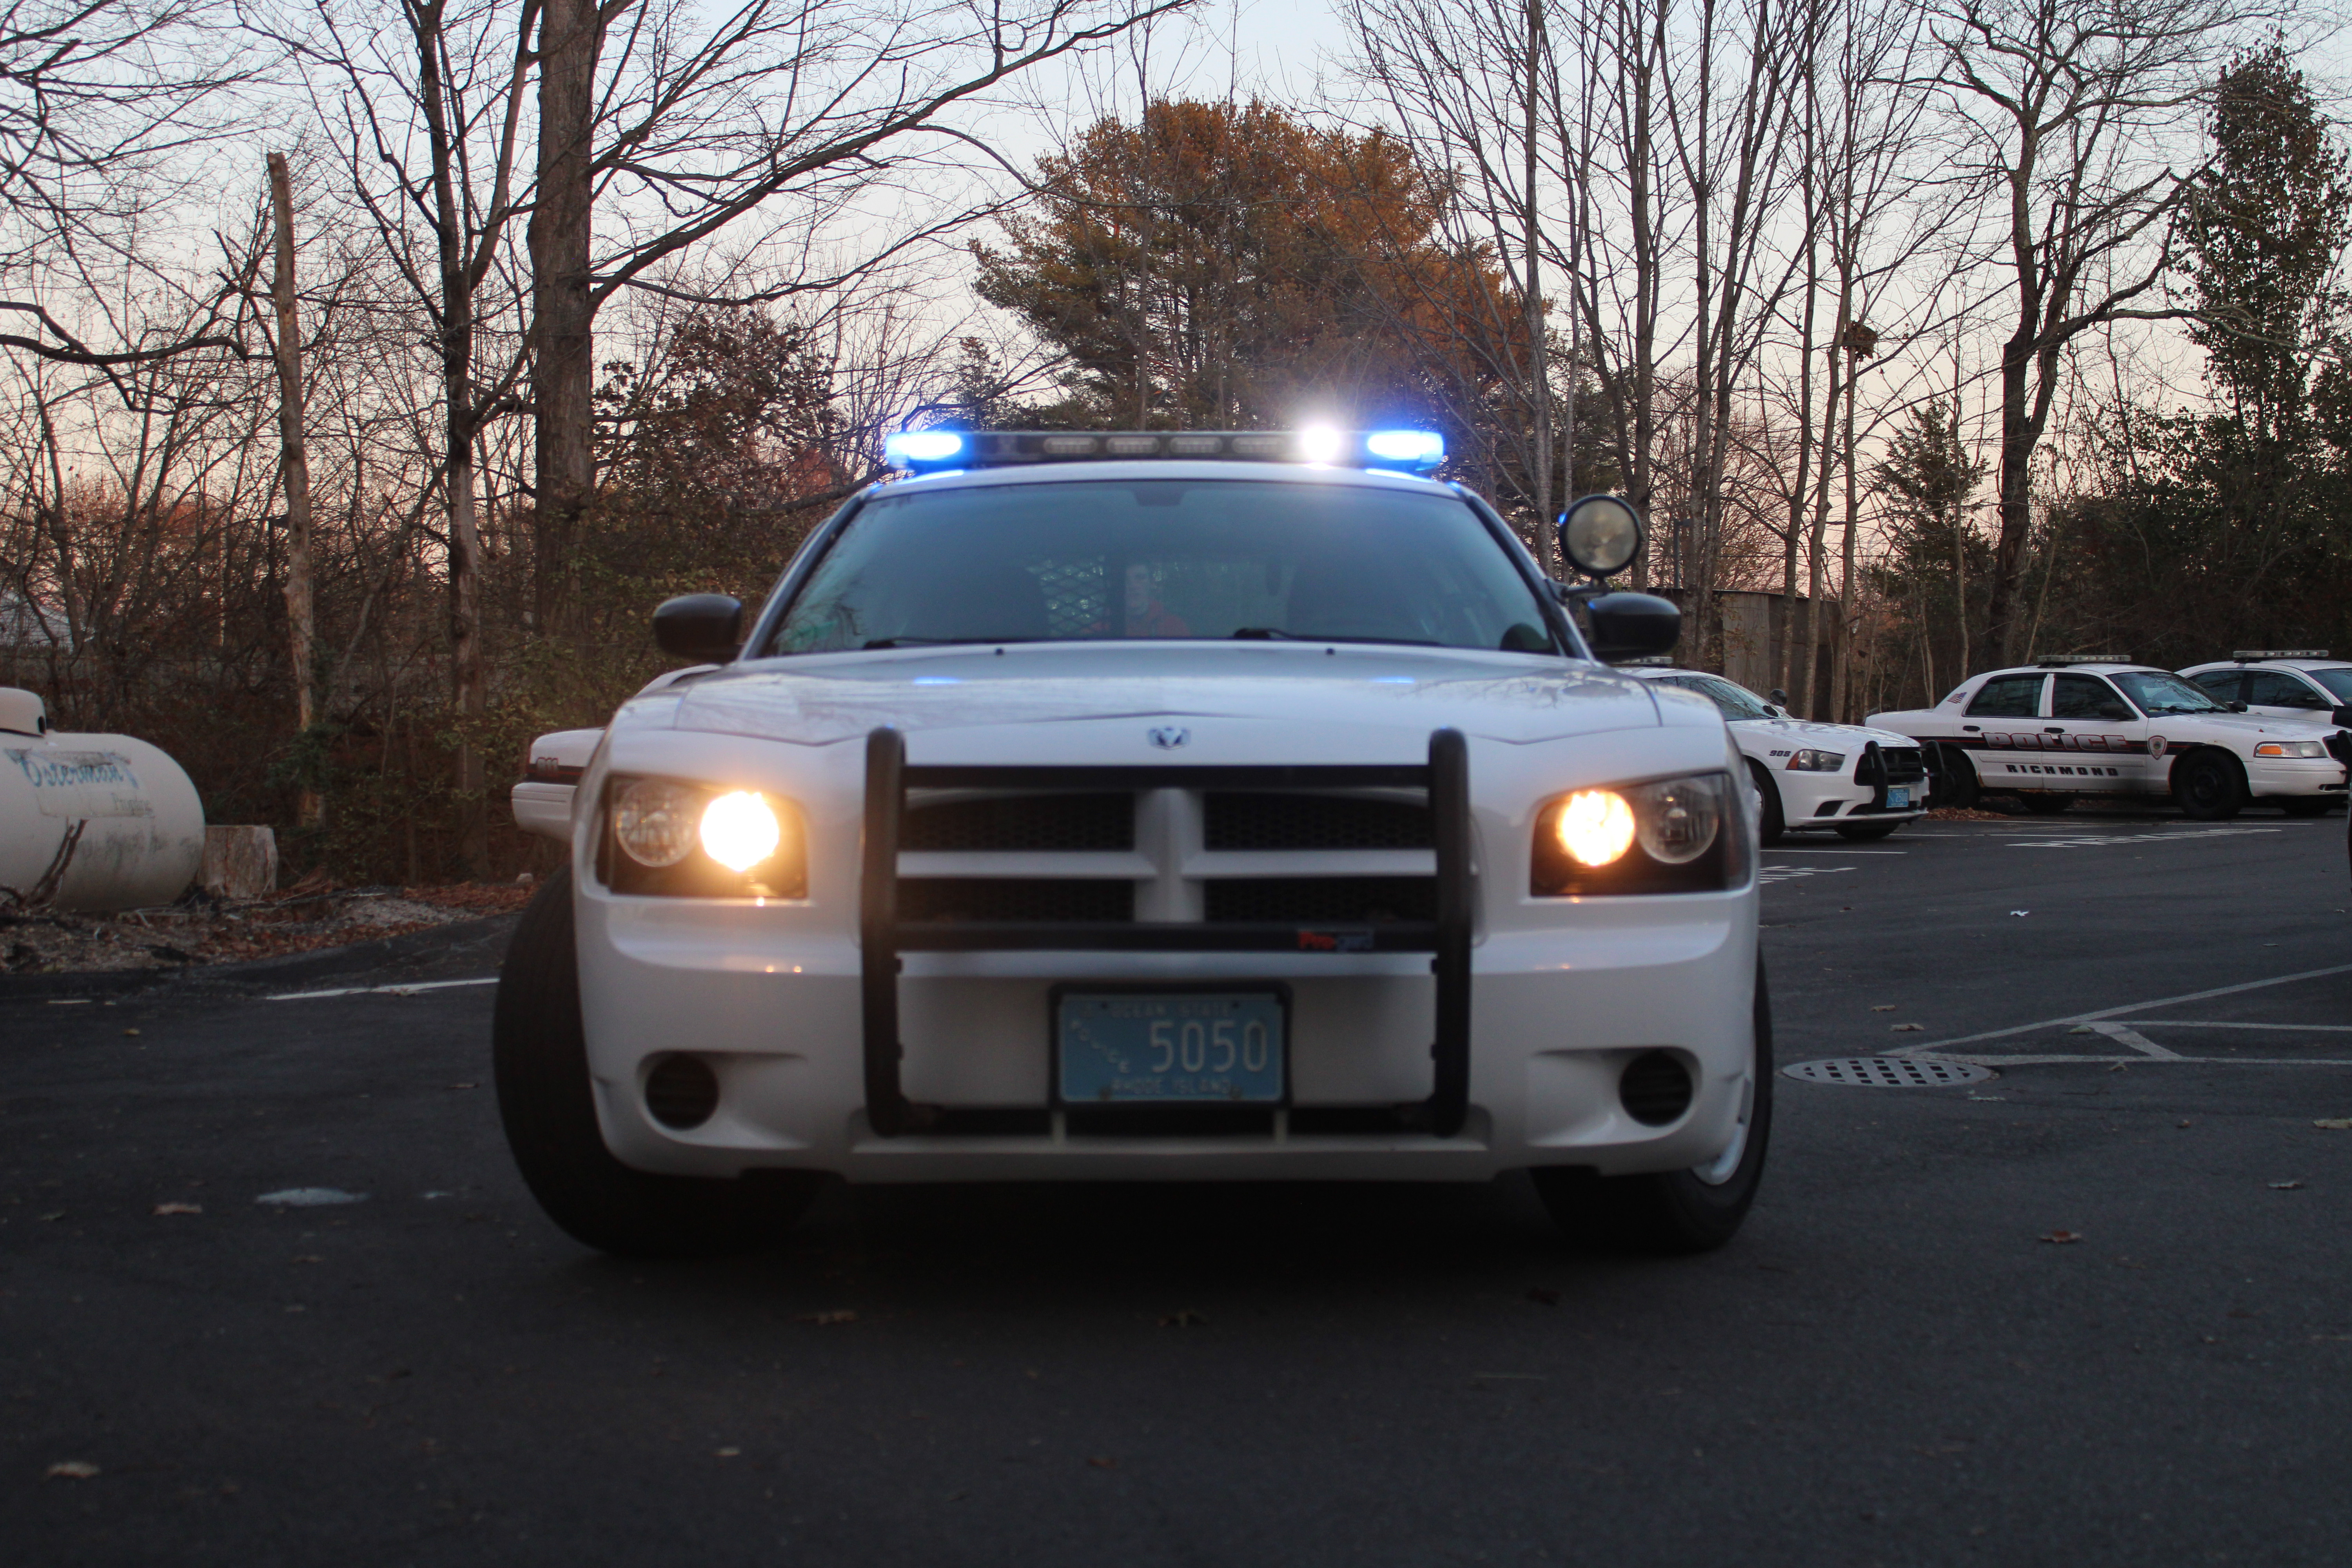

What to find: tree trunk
left=1983, top=326, right=2036, bottom=663
left=529, top=0, right=604, bottom=633
left=266, top=151, right=319, bottom=828
left=1523, top=0, right=1552, bottom=568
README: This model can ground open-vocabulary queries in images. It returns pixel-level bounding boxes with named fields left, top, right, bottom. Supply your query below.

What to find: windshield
left=1681, top=675, right=1776, bottom=720
left=767, top=479, right=1556, bottom=655
left=2111, top=671, right=2228, bottom=717
left=2307, top=668, right=2352, bottom=704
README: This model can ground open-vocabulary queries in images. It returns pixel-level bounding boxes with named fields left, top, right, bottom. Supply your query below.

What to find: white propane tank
left=0, top=687, right=206, bottom=911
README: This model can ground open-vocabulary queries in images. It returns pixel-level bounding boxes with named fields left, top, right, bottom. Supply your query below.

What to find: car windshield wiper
left=1230, top=628, right=1442, bottom=646
left=862, top=636, right=1042, bottom=649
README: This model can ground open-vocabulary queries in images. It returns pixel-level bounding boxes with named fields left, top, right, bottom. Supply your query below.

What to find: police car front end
left=504, top=433, right=1760, bottom=1223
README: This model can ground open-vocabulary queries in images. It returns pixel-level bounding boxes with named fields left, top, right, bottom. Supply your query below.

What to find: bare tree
left=1928, top=0, right=2259, bottom=662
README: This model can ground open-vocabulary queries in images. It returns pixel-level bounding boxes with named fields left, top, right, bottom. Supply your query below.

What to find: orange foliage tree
left=973, top=99, right=1535, bottom=483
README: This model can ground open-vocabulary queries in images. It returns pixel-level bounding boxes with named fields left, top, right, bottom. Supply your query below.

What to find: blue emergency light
left=880, top=428, right=1446, bottom=475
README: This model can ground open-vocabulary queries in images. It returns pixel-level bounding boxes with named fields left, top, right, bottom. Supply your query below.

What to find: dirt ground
left=0, top=877, right=536, bottom=975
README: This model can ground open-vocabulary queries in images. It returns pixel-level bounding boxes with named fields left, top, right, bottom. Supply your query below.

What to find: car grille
left=902, top=791, right=1133, bottom=851
left=897, top=877, right=1132, bottom=924
left=1880, top=746, right=1926, bottom=786
left=895, top=788, right=1437, bottom=929
left=1204, top=791, right=1432, bottom=849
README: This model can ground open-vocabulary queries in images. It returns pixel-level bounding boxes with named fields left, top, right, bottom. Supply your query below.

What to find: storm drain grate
left=1782, top=1057, right=1995, bottom=1088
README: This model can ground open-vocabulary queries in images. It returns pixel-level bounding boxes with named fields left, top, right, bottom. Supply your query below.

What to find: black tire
left=1746, top=759, right=1787, bottom=846
left=1834, top=820, right=1904, bottom=841
left=2279, top=796, right=2330, bottom=817
left=1931, top=744, right=1980, bottom=809
left=2018, top=793, right=2074, bottom=815
left=2171, top=750, right=2247, bottom=822
left=494, top=866, right=823, bottom=1257
left=1532, top=962, right=1773, bottom=1255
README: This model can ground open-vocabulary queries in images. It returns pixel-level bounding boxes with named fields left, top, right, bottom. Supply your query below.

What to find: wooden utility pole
left=1523, top=0, right=1552, bottom=567
left=267, top=151, right=320, bottom=827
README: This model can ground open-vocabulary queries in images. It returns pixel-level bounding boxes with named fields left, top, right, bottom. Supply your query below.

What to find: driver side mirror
left=653, top=593, right=744, bottom=663
left=1769, top=689, right=1789, bottom=706
left=2227, top=700, right=2248, bottom=713
left=1586, top=592, right=1680, bottom=663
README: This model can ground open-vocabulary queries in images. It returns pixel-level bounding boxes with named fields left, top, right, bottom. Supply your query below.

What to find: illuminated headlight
left=1532, top=771, right=1749, bottom=895
left=1786, top=749, right=1846, bottom=772
left=2253, top=740, right=2328, bottom=758
left=602, top=776, right=806, bottom=897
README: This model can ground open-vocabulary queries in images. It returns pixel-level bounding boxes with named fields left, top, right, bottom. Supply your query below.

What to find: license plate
left=1885, top=786, right=1911, bottom=809
left=1055, top=990, right=1287, bottom=1105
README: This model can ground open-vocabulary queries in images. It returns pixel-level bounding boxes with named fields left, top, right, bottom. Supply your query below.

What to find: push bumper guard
left=860, top=726, right=1474, bottom=1139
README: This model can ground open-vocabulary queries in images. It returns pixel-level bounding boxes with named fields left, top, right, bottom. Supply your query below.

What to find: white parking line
left=2084, top=1021, right=2182, bottom=1059
left=1923, top=1052, right=2352, bottom=1067
left=266, top=977, right=499, bottom=1002
left=2003, top=827, right=2283, bottom=849
left=1758, top=848, right=1907, bottom=855
left=2110, top=1020, right=2352, bottom=1033
left=1759, top=865, right=1855, bottom=885
left=1884, top=962, right=2352, bottom=1054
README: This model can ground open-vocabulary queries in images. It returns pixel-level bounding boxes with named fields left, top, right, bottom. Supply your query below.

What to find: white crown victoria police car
left=1615, top=664, right=1926, bottom=843
left=1867, top=657, right=2346, bottom=819
left=493, top=432, right=1772, bottom=1258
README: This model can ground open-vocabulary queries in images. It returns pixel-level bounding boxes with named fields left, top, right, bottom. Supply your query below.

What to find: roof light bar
left=2231, top=649, right=2329, bottom=660
left=2035, top=653, right=2133, bottom=666
left=882, top=429, right=1446, bottom=474
left=883, top=430, right=967, bottom=468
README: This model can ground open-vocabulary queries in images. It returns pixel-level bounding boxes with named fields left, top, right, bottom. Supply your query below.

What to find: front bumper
left=572, top=726, right=1760, bottom=1185
left=2245, top=755, right=2345, bottom=799
left=576, top=893, right=1757, bottom=1183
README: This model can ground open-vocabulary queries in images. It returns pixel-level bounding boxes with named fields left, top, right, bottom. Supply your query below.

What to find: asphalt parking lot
left=6, top=804, right=2350, bottom=1566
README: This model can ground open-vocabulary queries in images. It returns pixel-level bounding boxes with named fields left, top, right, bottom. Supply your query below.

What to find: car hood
left=1733, top=716, right=1916, bottom=749
left=637, top=642, right=1671, bottom=750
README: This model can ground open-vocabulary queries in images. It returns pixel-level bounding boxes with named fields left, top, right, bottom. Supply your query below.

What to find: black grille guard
left=860, top=726, right=1474, bottom=1139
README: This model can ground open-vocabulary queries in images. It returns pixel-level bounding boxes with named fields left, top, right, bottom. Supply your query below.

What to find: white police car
left=1868, top=656, right=2345, bottom=819
left=493, top=433, right=1773, bottom=1259
left=2180, top=651, right=2352, bottom=729
left=1617, top=664, right=1926, bottom=843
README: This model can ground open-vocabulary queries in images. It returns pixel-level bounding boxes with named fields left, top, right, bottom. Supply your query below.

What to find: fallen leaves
left=255, top=1188, right=367, bottom=1207
left=2038, top=1230, right=2084, bottom=1245
left=714, top=1446, right=741, bottom=1459
left=2315, top=1118, right=2352, bottom=1131
left=797, top=1310, right=857, bottom=1326
left=1890, top=1023, right=1924, bottom=1032
left=45, top=1461, right=99, bottom=1480
left=1870, top=1004, right=1896, bottom=1012
left=2269, top=1181, right=2305, bottom=1191
left=1087, top=1456, right=1118, bottom=1470
left=151, top=1202, right=201, bottom=1216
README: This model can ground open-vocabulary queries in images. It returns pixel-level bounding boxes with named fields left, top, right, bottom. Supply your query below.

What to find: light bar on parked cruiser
left=2232, top=649, right=2329, bottom=661
left=2034, top=653, right=2134, bottom=666
left=881, top=427, right=1446, bottom=475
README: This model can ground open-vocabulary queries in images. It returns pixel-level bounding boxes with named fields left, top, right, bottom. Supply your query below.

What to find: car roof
left=2180, top=658, right=2352, bottom=673
left=870, top=459, right=1464, bottom=500
left=1974, top=664, right=2162, bottom=679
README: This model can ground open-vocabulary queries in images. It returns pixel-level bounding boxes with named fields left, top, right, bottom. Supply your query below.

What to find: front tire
left=1746, top=759, right=1787, bottom=846
left=494, top=866, right=823, bottom=1257
left=2171, top=750, right=2247, bottom=821
left=1930, top=744, right=1980, bottom=809
left=1532, top=963, right=1774, bottom=1255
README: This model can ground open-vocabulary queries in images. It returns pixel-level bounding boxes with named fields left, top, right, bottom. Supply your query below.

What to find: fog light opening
left=1619, top=1050, right=1693, bottom=1126
left=644, top=1053, right=721, bottom=1129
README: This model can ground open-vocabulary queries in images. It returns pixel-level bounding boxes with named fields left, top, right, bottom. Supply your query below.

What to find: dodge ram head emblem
left=1148, top=726, right=1191, bottom=750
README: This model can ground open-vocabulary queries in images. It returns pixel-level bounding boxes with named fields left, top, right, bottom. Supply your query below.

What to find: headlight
left=2253, top=740, right=2328, bottom=758
left=600, top=775, right=806, bottom=897
left=1532, top=771, right=1749, bottom=895
left=1786, top=749, right=1845, bottom=772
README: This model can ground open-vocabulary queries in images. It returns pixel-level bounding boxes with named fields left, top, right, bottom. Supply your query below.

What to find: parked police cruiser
left=1868, top=655, right=2344, bottom=818
left=493, top=432, right=1773, bottom=1259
